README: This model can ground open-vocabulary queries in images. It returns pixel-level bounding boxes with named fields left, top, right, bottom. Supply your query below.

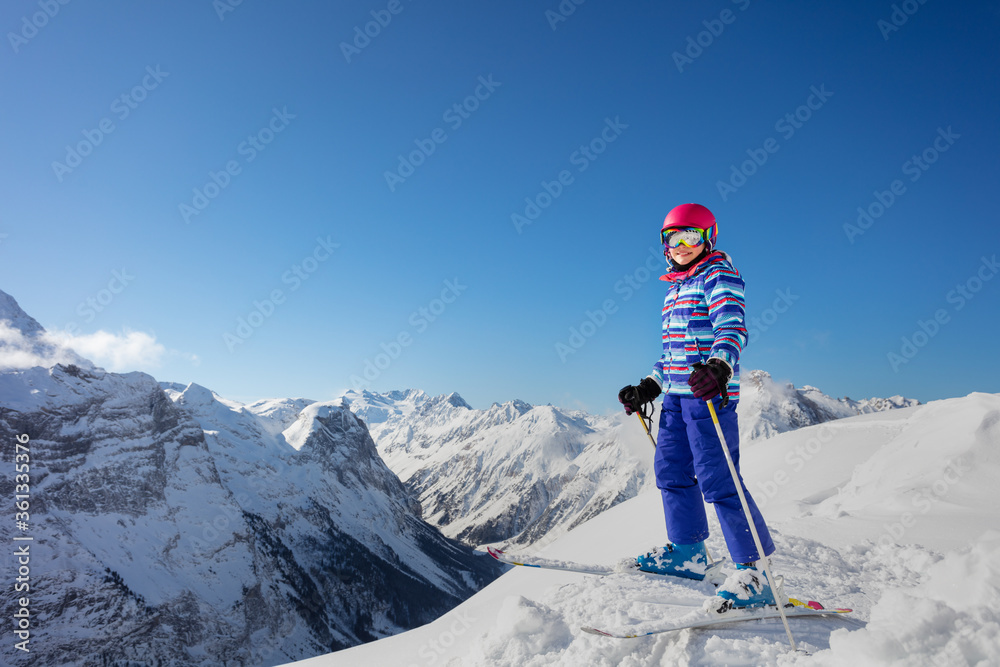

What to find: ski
left=485, top=546, right=727, bottom=584
left=580, top=598, right=852, bottom=639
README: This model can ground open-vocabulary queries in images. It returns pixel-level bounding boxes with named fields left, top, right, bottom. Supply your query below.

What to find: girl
left=618, top=203, right=776, bottom=609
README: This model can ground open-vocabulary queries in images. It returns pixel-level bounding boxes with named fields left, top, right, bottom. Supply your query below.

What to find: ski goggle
left=661, top=227, right=706, bottom=248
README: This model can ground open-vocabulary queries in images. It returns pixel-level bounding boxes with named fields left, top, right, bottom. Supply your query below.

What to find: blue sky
left=2, top=0, right=998, bottom=413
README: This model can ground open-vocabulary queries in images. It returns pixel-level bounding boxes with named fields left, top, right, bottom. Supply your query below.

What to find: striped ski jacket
left=650, top=251, right=747, bottom=400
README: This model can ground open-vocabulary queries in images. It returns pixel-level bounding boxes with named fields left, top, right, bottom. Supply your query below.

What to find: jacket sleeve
left=651, top=301, right=666, bottom=389
left=703, top=262, right=747, bottom=371
left=650, top=363, right=664, bottom=390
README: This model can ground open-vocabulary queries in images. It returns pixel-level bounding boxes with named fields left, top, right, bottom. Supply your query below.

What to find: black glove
left=688, top=359, right=731, bottom=407
left=618, top=377, right=661, bottom=415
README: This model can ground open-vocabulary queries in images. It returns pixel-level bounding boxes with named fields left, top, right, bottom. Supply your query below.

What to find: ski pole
left=635, top=410, right=657, bottom=449
left=705, top=398, right=797, bottom=652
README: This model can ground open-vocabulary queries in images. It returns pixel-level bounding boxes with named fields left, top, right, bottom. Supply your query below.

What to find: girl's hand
left=688, top=360, right=731, bottom=407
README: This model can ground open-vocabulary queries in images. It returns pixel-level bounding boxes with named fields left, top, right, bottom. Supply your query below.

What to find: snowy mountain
left=739, top=369, right=919, bottom=441
left=0, top=291, right=502, bottom=666
left=335, top=382, right=917, bottom=552
left=293, top=391, right=1000, bottom=667
left=336, top=389, right=652, bottom=550
left=0, top=290, right=90, bottom=371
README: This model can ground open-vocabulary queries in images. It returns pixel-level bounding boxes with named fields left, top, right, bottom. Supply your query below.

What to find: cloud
left=0, top=321, right=77, bottom=370
left=0, top=321, right=199, bottom=373
left=44, top=329, right=167, bottom=371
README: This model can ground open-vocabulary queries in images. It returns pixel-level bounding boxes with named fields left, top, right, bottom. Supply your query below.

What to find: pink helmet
left=661, top=203, right=717, bottom=251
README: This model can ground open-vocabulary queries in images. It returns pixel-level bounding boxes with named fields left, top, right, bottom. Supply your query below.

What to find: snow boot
left=713, top=561, right=780, bottom=611
left=632, top=541, right=710, bottom=580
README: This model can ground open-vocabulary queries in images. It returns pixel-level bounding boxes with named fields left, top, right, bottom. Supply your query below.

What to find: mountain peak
left=444, top=392, right=472, bottom=409
left=177, top=382, right=217, bottom=405
left=488, top=398, right=533, bottom=414
left=426, top=391, right=471, bottom=411
left=0, top=289, right=92, bottom=371
left=0, top=289, right=46, bottom=337
left=386, top=388, right=429, bottom=402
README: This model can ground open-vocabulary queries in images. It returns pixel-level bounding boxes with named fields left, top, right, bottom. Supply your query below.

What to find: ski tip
left=486, top=546, right=505, bottom=559
left=581, top=626, right=639, bottom=639
left=789, top=598, right=824, bottom=610
left=788, top=598, right=853, bottom=614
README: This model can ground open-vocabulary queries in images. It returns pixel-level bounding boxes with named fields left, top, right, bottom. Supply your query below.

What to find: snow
left=816, top=533, right=1000, bottom=666
left=743, top=392, right=999, bottom=552
left=282, top=401, right=352, bottom=451
left=243, top=396, right=317, bottom=437
left=288, top=392, right=1000, bottom=667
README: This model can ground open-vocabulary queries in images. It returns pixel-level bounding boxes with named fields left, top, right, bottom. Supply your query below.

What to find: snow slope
left=291, top=392, right=1000, bottom=666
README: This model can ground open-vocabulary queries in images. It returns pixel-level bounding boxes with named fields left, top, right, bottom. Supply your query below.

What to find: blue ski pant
left=654, top=394, right=774, bottom=563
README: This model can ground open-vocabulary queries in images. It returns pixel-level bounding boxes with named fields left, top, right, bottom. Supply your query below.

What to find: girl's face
left=669, top=242, right=704, bottom=265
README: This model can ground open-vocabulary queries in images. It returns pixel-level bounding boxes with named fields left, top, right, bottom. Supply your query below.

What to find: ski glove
left=618, top=377, right=662, bottom=415
left=688, top=360, right=732, bottom=407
